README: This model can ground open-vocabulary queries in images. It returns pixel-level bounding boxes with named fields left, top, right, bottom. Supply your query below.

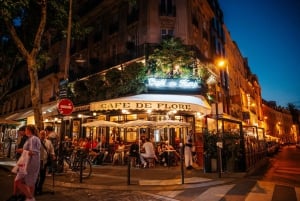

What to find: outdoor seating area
left=59, top=137, right=181, bottom=169
left=73, top=119, right=188, bottom=168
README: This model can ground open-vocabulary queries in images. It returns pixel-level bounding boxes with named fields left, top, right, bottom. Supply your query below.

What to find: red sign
left=57, top=98, right=74, bottom=115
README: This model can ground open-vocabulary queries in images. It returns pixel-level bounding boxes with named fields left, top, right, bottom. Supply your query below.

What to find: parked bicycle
left=56, top=148, right=92, bottom=178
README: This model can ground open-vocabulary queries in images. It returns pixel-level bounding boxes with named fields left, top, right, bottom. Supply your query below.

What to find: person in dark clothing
left=129, top=140, right=140, bottom=165
left=15, top=126, right=28, bottom=160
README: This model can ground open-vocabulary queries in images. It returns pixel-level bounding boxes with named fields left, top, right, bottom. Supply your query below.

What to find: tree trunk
left=28, top=57, right=44, bottom=130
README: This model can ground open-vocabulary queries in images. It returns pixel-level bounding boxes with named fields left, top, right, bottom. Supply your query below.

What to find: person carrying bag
left=11, top=147, right=31, bottom=175
left=10, top=125, right=41, bottom=201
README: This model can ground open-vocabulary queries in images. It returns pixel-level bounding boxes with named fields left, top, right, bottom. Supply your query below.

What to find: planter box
left=211, top=158, right=217, bottom=172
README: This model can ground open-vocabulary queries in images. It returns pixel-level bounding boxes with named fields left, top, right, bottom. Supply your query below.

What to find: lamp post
left=215, top=84, right=222, bottom=178
left=215, top=58, right=226, bottom=178
left=57, top=0, right=72, bottom=173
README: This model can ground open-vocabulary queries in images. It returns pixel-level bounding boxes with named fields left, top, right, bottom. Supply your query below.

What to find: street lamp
left=214, top=83, right=222, bottom=178
left=215, top=58, right=226, bottom=178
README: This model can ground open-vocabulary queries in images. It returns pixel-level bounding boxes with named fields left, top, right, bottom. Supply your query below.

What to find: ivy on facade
left=69, top=37, right=213, bottom=104
left=70, top=62, right=147, bottom=104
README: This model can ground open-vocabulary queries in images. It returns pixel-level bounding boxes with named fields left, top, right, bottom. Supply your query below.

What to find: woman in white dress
left=14, top=124, right=41, bottom=201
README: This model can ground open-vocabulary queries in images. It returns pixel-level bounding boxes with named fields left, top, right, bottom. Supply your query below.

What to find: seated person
left=84, top=138, right=97, bottom=160
left=162, top=141, right=177, bottom=166
left=140, top=138, right=158, bottom=168
left=84, top=138, right=97, bottom=151
left=113, top=141, right=126, bottom=165
left=92, top=139, right=108, bottom=165
left=129, top=140, right=141, bottom=165
left=157, top=143, right=166, bottom=164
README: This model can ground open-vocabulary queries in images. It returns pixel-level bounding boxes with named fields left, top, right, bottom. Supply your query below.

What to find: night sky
left=218, top=0, right=300, bottom=108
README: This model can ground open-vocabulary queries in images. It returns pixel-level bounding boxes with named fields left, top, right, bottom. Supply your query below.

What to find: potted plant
left=203, top=132, right=218, bottom=172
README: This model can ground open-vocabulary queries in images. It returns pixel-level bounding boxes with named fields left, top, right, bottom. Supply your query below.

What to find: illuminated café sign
left=146, top=78, right=200, bottom=90
left=91, top=101, right=193, bottom=111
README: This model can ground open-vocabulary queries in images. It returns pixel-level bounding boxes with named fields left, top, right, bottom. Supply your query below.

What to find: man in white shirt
left=140, top=138, right=157, bottom=168
left=45, top=126, right=58, bottom=153
left=35, top=130, right=55, bottom=195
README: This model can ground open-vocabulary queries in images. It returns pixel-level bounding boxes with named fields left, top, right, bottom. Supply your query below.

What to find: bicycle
left=56, top=148, right=92, bottom=178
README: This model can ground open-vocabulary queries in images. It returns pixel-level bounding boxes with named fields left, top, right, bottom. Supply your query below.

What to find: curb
left=0, top=158, right=246, bottom=190
left=45, top=177, right=234, bottom=191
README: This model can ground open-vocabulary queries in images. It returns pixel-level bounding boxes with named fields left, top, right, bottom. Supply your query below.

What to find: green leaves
left=71, top=62, right=147, bottom=104
left=149, top=37, right=195, bottom=78
left=0, top=0, right=29, bottom=19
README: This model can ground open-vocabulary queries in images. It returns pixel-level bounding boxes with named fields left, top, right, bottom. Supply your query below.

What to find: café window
left=161, top=29, right=174, bottom=40
left=160, top=0, right=176, bottom=17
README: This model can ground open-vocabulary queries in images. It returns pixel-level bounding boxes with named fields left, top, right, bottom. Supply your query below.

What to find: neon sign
left=146, top=78, right=200, bottom=90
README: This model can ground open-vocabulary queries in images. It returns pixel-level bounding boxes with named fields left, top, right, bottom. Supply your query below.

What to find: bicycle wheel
left=74, top=158, right=92, bottom=178
left=56, top=157, right=71, bottom=173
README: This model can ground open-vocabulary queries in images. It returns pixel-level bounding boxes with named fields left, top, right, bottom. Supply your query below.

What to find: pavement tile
left=0, top=155, right=244, bottom=191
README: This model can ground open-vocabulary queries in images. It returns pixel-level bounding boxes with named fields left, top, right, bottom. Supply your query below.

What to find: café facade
left=74, top=92, right=210, bottom=168
left=87, top=93, right=211, bottom=143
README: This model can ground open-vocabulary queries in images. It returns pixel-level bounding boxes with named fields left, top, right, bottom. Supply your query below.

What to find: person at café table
left=162, top=141, right=176, bottom=166
left=92, top=138, right=108, bottom=165
left=129, top=140, right=141, bottom=165
left=113, top=140, right=126, bottom=165
left=140, top=138, right=158, bottom=168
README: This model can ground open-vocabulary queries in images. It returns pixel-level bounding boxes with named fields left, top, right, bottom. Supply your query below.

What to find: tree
left=148, top=37, right=211, bottom=98
left=121, top=62, right=147, bottom=95
left=149, top=37, right=195, bottom=78
left=0, top=0, right=47, bottom=129
left=0, top=42, right=21, bottom=101
left=0, top=0, right=86, bottom=128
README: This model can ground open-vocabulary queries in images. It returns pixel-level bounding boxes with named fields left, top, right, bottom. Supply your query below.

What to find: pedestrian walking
left=12, top=124, right=41, bottom=201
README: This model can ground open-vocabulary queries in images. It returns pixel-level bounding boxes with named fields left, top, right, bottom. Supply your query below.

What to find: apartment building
left=1, top=0, right=297, bottom=171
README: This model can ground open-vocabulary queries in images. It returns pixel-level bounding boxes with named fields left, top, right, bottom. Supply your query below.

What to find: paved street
left=262, top=145, right=300, bottom=187
left=1, top=146, right=300, bottom=201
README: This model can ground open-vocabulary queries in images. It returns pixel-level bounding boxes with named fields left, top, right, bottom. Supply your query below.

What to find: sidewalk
left=0, top=155, right=252, bottom=191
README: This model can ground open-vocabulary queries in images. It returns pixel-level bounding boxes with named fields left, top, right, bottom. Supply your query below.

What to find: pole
left=64, top=0, right=72, bottom=80
left=127, top=156, right=131, bottom=185
left=79, top=154, right=83, bottom=183
left=57, top=0, right=72, bottom=173
left=216, top=87, right=222, bottom=178
left=58, top=116, right=65, bottom=173
left=180, top=142, right=184, bottom=184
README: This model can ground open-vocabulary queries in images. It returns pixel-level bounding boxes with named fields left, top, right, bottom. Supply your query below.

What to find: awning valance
left=90, top=94, right=211, bottom=114
left=4, top=101, right=58, bottom=120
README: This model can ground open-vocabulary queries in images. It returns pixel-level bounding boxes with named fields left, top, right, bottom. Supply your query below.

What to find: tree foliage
left=71, top=62, right=147, bottom=104
left=0, top=0, right=51, bottom=129
left=148, top=37, right=211, bottom=97
left=0, top=0, right=90, bottom=129
left=149, top=37, right=195, bottom=78
left=0, top=36, right=23, bottom=101
left=121, top=62, right=147, bottom=95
